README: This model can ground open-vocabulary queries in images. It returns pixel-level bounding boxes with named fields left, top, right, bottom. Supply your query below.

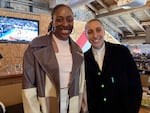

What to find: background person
left=133, top=46, right=141, bottom=55
left=84, top=18, right=142, bottom=113
left=22, top=4, right=87, bottom=113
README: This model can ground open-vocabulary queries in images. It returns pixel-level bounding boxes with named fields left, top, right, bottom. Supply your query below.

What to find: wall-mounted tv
left=0, top=16, right=39, bottom=43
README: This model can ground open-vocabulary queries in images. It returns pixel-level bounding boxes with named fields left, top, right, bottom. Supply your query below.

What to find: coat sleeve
left=125, top=47, right=143, bottom=113
left=22, top=46, right=42, bottom=113
left=79, top=62, right=88, bottom=113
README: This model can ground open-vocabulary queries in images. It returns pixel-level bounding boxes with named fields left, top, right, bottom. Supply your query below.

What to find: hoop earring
left=52, top=26, right=56, bottom=32
left=51, top=26, right=54, bottom=32
left=71, top=28, right=75, bottom=34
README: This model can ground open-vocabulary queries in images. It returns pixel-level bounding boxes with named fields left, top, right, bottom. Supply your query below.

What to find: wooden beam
left=141, top=20, right=150, bottom=25
left=122, top=36, right=145, bottom=40
left=125, top=34, right=146, bottom=38
left=120, top=37, right=145, bottom=44
left=144, top=9, right=150, bottom=17
left=123, top=31, right=145, bottom=38
left=116, top=16, right=135, bottom=35
left=101, top=18, right=124, bottom=36
left=123, top=32, right=146, bottom=38
left=96, top=0, right=110, bottom=11
left=68, top=0, right=94, bottom=8
left=124, top=31, right=145, bottom=35
left=130, top=13, right=146, bottom=32
left=86, top=4, right=99, bottom=14
left=96, top=1, right=150, bottom=18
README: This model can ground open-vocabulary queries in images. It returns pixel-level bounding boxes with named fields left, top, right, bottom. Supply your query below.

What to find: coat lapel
left=102, top=42, right=113, bottom=73
left=69, top=39, right=84, bottom=84
left=33, top=35, right=60, bottom=94
left=87, top=42, right=111, bottom=73
left=67, top=39, right=84, bottom=96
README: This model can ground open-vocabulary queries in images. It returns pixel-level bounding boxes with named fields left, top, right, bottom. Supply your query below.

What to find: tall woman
left=22, top=4, right=87, bottom=113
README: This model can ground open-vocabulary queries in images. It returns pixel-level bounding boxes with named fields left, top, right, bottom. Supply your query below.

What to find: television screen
left=0, top=16, right=39, bottom=43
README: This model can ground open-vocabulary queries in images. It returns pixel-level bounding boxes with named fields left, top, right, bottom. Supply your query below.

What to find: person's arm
left=125, top=47, right=143, bottom=113
left=79, top=62, right=88, bottom=113
left=22, top=46, right=41, bottom=113
left=80, top=84, right=88, bottom=113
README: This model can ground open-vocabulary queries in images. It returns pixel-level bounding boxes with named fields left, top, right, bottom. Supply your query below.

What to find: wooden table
left=0, top=72, right=22, bottom=86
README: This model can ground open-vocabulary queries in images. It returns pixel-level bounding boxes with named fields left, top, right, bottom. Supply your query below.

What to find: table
left=0, top=72, right=22, bottom=86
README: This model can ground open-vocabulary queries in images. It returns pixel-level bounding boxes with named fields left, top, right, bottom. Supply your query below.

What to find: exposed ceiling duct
left=117, top=0, right=147, bottom=9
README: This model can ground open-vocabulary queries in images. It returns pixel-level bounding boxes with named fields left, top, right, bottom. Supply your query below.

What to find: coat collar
left=87, top=41, right=112, bottom=72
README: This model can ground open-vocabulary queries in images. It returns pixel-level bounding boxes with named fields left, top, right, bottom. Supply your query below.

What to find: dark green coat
left=84, top=42, right=142, bottom=113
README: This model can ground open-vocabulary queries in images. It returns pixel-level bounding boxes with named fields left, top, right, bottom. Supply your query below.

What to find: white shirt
left=92, top=43, right=105, bottom=70
left=53, top=35, right=72, bottom=88
left=53, top=35, right=72, bottom=113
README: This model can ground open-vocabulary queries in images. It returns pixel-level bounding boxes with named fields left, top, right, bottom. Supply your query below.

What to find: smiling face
left=85, top=19, right=105, bottom=49
left=52, top=6, right=74, bottom=40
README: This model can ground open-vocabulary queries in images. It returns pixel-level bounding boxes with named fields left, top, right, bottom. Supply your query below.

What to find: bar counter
left=0, top=72, right=22, bottom=86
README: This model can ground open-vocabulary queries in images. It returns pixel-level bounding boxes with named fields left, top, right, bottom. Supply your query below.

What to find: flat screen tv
left=0, top=16, right=39, bottom=43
